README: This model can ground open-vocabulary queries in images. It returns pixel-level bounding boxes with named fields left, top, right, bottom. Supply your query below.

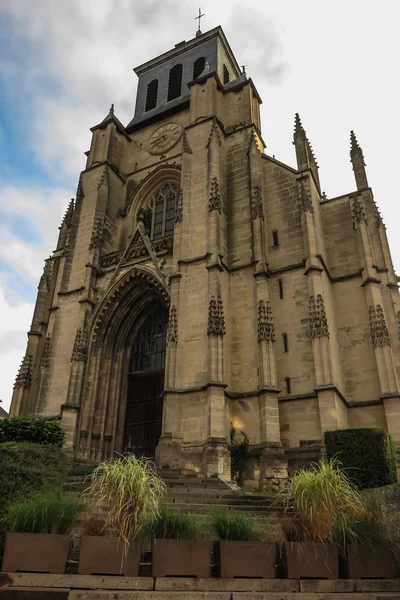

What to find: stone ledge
left=155, top=578, right=298, bottom=592
left=300, top=580, right=400, bottom=593
left=7, top=575, right=153, bottom=591
left=1, top=588, right=69, bottom=600
left=230, top=595, right=377, bottom=600
left=69, top=593, right=231, bottom=600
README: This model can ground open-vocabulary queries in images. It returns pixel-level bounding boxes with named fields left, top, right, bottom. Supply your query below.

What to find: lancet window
left=150, top=183, right=179, bottom=239
left=129, top=305, right=168, bottom=373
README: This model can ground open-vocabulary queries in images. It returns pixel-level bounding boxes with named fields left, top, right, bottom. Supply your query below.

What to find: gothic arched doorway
left=123, top=304, right=168, bottom=457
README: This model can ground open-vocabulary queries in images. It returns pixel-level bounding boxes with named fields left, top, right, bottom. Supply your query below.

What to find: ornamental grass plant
left=279, top=459, right=368, bottom=544
left=83, top=455, right=166, bottom=551
left=210, top=508, right=263, bottom=541
left=7, top=489, right=81, bottom=535
left=142, top=504, right=202, bottom=540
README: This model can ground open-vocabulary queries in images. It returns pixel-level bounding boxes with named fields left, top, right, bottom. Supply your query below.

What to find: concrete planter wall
left=78, top=536, right=141, bottom=576
left=285, top=542, right=339, bottom=579
left=2, top=532, right=70, bottom=574
left=346, top=544, right=397, bottom=579
left=152, top=539, right=212, bottom=577
left=218, top=541, right=277, bottom=578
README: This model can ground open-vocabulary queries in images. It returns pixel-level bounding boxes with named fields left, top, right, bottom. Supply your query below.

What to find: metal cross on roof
left=195, top=8, right=205, bottom=36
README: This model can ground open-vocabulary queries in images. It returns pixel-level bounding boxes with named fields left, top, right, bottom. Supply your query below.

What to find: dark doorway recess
left=123, top=305, right=168, bottom=457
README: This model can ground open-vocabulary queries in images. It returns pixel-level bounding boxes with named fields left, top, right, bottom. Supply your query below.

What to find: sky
left=0, top=0, right=399, bottom=413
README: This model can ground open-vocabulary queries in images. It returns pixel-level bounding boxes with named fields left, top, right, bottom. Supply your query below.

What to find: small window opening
left=145, top=79, right=158, bottom=112
left=283, top=333, right=288, bottom=353
left=193, top=56, right=206, bottom=80
left=223, top=64, right=230, bottom=84
left=168, top=64, right=183, bottom=101
left=278, top=279, right=283, bottom=299
left=285, top=377, right=291, bottom=394
left=272, top=230, right=279, bottom=246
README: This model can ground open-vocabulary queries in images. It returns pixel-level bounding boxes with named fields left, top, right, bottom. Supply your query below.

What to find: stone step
left=162, top=502, right=281, bottom=514
left=165, top=495, right=278, bottom=506
left=7, top=574, right=400, bottom=594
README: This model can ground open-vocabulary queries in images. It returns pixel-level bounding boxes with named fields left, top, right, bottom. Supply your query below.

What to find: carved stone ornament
left=208, top=177, right=221, bottom=213
left=207, top=295, right=226, bottom=336
left=39, top=336, right=51, bottom=369
left=14, top=355, right=34, bottom=389
left=370, top=304, right=390, bottom=347
left=251, top=186, right=264, bottom=220
left=397, top=311, right=400, bottom=335
left=309, top=294, right=330, bottom=339
left=258, top=300, right=275, bottom=342
left=297, top=176, right=314, bottom=214
left=373, top=202, right=385, bottom=229
left=89, top=217, right=103, bottom=250
left=175, top=190, right=183, bottom=223
left=97, top=165, right=109, bottom=190
left=137, top=207, right=152, bottom=236
left=100, top=236, right=173, bottom=269
left=166, top=305, right=178, bottom=343
left=39, top=259, right=52, bottom=291
left=71, top=328, right=89, bottom=362
left=351, top=194, right=367, bottom=225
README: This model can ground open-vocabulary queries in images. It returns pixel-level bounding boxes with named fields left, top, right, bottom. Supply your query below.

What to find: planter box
left=347, top=544, right=396, bottom=579
left=152, top=539, right=212, bottom=577
left=2, top=532, right=69, bottom=574
left=78, top=536, right=141, bottom=576
left=285, top=542, right=338, bottom=579
left=219, top=541, right=276, bottom=578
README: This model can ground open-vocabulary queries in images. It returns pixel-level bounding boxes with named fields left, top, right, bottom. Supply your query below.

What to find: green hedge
left=324, top=428, right=398, bottom=490
left=0, top=416, right=65, bottom=447
left=0, top=442, right=70, bottom=565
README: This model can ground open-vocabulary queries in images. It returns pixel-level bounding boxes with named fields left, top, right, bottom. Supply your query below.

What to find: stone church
left=10, top=26, right=400, bottom=486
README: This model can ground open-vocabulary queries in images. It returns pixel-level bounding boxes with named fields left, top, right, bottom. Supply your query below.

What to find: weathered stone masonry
left=10, top=26, right=400, bottom=486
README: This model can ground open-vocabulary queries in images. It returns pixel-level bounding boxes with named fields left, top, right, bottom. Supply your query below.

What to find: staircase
left=64, top=468, right=284, bottom=570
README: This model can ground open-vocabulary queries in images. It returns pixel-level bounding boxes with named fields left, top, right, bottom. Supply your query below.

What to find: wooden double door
left=123, top=370, right=164, bottom=458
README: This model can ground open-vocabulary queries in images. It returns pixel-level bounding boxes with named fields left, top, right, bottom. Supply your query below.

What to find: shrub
left=0, top=416, right=65, bottom=447
left=0, top=442, right=70, bottom=562
left=211, top=508, right=263, bottom=541
left=279, top=459, right=367, bottom=543
left=7, top=489, right=81, bottom=534
left=83, top=455, right=166, bottom=549
left=325, top=428, right=398, bottom=490
left=142, top=504, right=202, bottom=540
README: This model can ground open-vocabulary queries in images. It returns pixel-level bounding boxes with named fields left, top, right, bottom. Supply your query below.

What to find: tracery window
left=150, top=183, right=178, bottom=239
left=129, top=305, right=168, bottom=373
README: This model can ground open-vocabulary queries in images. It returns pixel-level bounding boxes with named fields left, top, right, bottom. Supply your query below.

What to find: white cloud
left=0, top=275, right=34, bottom=412
left=0, top=0, right=400, bottom=414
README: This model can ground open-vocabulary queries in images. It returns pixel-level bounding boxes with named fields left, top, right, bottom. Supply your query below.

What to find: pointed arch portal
left=77, top=267, right=169, bottom=463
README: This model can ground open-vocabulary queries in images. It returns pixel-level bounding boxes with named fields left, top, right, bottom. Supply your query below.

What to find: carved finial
left=110, top=103, right=114, bottom=114
left=241, top=65, right=247, bottom=77
left=207, top=119, right=221, bottom=147
left=258, top=300, right=275, bottom=342
left=251, top=186, right=264, bottom=220
left=207, top=295, right=226, bottom=336
left=175, top=190, right=183, bottom=223
left=247, top=129, right=260, bottom=156
left=97, top=165, right=109, bottom=190
left=60, top=199, right=74, bottom=230
left=166, top=305, right=178, bottom=343
left=296, top=176, right=314, bottom=214
left=309, top=295, right=329, bottom=339
left=351, top=194, right=367, bottom=226
left=71, top=328, right=88, bottom=362
left=293, top=113, right=306, bottom=142
left=208, top=177, right=221, bottom=213
left=89, top=217, right=103, bottom=250
left=182, top=131, right=193, bottom=154
left=350, top=130, right=365, bottom=162
left=370, top=305, right=390, bottom=347
left=39, top=258, right=52, bottom=291
left=39, top=336, right=51, bottom=369
left=14, top=355, right=34, bottom=389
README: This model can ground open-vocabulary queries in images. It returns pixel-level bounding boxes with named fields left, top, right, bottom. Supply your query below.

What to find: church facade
left=10, top=26, right=400, bottom=487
